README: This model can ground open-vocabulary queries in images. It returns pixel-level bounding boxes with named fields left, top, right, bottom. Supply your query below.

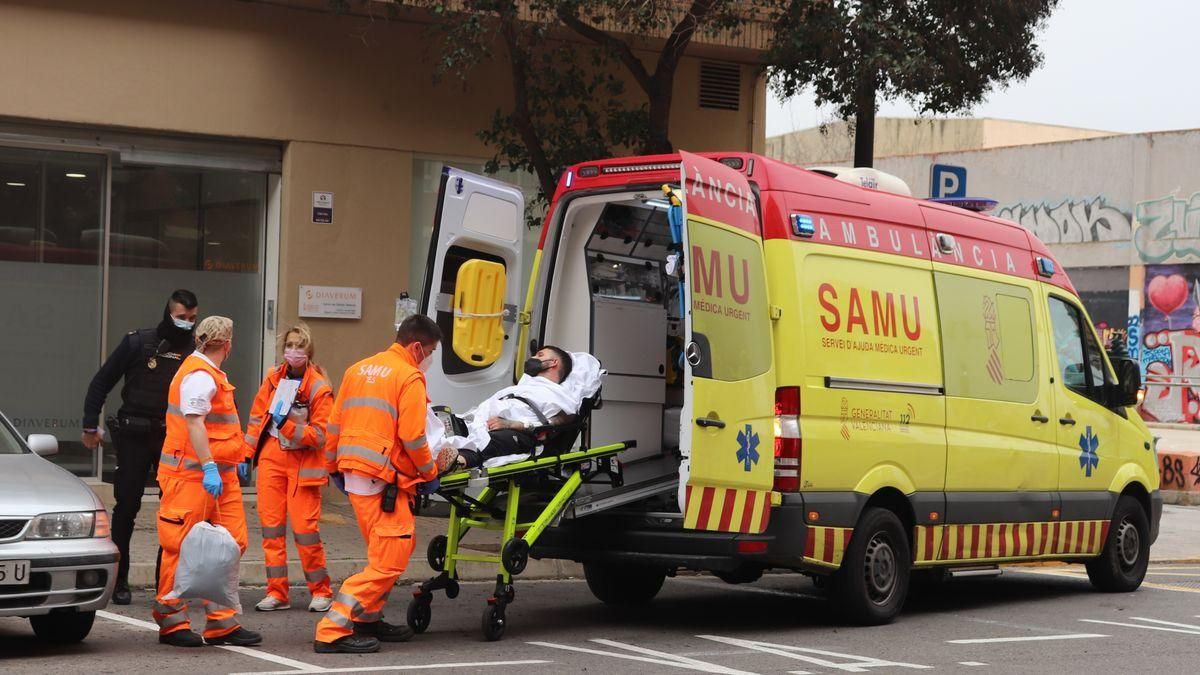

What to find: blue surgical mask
left=173, top=318, right=195, bottom=331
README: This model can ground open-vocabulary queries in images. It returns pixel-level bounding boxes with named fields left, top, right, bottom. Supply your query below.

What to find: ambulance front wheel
left=1085, top=495, right=1150, bottom=593
left=583, top=562, right=667, bottom=606
left=832, top=507, right=911, bottom=626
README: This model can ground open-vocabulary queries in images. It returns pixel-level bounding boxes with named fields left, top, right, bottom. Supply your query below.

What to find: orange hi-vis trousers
left=314, top=491, right=415, bottom=643
left=153, top=473, right=248, bottom=638
left=257, top=439, right=331, bottom=603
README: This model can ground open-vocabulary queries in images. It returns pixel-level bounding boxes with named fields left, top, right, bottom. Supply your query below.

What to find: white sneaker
left=308, top=595, right=333, bottom=613
left=255, top=596, right=291, bottom=612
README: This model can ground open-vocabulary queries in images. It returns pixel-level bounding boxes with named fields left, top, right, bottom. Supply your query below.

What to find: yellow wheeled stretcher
left=406, top=392, right=632, bottom=641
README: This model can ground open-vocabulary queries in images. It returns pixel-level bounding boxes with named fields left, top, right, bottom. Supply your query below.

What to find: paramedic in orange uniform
left=153, top=316, right=262, bottom=648
left=313, top=315, right=447, bottom=654
left=246, top=323, right=335, bottom=613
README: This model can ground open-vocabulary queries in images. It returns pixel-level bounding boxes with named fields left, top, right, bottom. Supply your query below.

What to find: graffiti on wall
left=1134, top=192, right=1200, bottom=263
left=995, top=197, right=1132, bottom=244
left=1139, top=265, right=1200, bottom=423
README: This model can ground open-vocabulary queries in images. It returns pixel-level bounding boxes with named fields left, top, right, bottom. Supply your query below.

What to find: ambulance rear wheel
left=832, top=507, right=910, bottom=625
left=1085, top=495, right=1150, bottom=592
left=583, top=562, right=666, bottom=606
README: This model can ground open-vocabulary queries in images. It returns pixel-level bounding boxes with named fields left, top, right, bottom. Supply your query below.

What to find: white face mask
left=173, top=317, right=195, bottom=331
left=415, top=343, right=434, bottom=372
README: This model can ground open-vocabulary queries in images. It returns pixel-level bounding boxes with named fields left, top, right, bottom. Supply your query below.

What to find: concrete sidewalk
left=94, top=485, right=1200, bottom=592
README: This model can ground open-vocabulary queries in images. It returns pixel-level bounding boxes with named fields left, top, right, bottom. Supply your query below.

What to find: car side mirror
left=26, top=434, right=59, bottom=457
left=1107, top=358, right=1141, bottom=408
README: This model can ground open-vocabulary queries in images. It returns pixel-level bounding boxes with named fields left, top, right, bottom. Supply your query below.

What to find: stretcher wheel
left=427, top=535, right=448, bottom=572
left=445, top=578, right=460, bottom=599
left=407, top=596, right=432, bottom=634
left=481, top=603, right=505, bottom=641
left=501, top=539, right=530, bottom=575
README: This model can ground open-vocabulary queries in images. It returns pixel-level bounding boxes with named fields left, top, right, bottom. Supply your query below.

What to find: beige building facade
left=0, top=0, right=767, bottom=478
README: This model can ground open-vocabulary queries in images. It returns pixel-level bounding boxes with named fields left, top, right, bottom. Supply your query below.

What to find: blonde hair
left=281, top=322, right=316, bottom=360
left=195, top=316, right=233, bottom=352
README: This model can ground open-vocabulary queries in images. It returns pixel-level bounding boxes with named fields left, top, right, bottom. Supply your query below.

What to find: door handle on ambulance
left=1030, top=414, right=1049, bottom=423
left=695, top=417, right=726, bottom=429
left=1059, top=416, right=1076, bottom=426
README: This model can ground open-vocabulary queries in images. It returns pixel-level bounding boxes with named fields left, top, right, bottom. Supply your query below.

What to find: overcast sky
left=765, top=0, right=1199, bottom=137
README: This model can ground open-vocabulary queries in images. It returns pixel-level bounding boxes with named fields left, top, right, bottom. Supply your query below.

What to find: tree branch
left=498, top=5, right=557, bottom=198
left=556, top=4, right=654, bottom=93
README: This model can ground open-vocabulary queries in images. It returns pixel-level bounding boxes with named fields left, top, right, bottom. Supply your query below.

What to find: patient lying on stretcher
left=431, top=346, right=602, bottom=471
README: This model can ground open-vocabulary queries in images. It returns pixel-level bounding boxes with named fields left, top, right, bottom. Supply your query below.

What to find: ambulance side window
left=1048, top=296, right=1107, bottom=403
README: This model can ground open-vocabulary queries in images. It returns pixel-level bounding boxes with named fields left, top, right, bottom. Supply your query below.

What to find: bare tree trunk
left=853, top=70, right=877, bottom=168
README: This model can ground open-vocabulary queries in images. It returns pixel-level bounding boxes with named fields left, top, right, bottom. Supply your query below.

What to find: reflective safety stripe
left=261, top=525, right=287, bottom=539
left=314, top=428, right=326, bottom=448
left=341, top=397, right=397, bottom=418
left=298, top=467, right=327, bottom=480
left=333, top=592, right=363, bottom=616
left=402, top=435, right=427, bottom=450
left=337, top=444, right=389, bottom=466
left=294, top=531, right=322, bottom=546
left=327, top=423, right=340, bottom=436
left=206, top=412, right=240, bottom=425
left=325, top=607, right=354, bottom=629
left=356, top=610, right=382, bottom=623
left=243, top=433, right=256, bottom=446
left=311, top=379, right=331, bottom=394
left=289, top=423, right=306, bottom=444
left=156, top=611, right=189, bottom=630
left=166, top=404, right=184, bottom=418
left=154, top=600, right=182, bottom=614
left=159, top=452, right=181, bottom=467
left=265, top=565, right=288, bottom=578
left=416, top=460, right=435, bottom=474
left=205, top=616, right=239, bottom=631
left=249, top=415, right=263, bottom=426
left=304, top=566, right=329, bottom=582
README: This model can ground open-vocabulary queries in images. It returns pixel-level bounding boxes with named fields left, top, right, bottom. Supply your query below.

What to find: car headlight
left=26, top=511, right=97, bottom=539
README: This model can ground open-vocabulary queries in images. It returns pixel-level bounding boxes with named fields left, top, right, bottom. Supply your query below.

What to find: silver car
left=0, top=412, right=117, bottom=644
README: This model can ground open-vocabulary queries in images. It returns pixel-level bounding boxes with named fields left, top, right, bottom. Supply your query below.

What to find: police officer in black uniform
left=81, top=289, right=199, bottom=605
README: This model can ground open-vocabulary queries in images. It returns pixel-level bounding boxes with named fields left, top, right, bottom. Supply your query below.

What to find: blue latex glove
left=330, top=472, right=347, bottom=495
left=417, top=478, right=440, bottom=495
left=201, top=462, right=224, bottom=497
left=237, top=461, right=250, bottom=481
left=271, top=412, right=286, bottom=428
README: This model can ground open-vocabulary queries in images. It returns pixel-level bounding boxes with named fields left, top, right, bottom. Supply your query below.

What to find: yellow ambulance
left=418, top=151, right=1160, bottom=624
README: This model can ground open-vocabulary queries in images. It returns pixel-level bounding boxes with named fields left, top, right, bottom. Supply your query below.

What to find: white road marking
left=1126, top=617, right=1200, bottom=632
left=698, top=635, right=932, bottom=672
left=528, top=639, right=757, bottom=674
left=946, top=633, right=1106, bottom=644
left=236, top=660, right=552, bottom=675
left=958, top=663, right=987, bottom=667
left=1080, top=619, right=1200, bottom=636
left=97, top=609, right=324, bottom=672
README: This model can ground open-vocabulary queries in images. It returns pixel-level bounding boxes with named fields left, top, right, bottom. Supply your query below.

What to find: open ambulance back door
left=420, top=167, right=524, bottom=411
left=676, top=151, right=776, bottom=534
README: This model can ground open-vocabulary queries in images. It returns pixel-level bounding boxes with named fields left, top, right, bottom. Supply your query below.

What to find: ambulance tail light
left=774, top=386, right=801, bottom=492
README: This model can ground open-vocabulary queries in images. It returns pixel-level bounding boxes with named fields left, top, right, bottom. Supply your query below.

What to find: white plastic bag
left=165, top=521, right=242, bottom=614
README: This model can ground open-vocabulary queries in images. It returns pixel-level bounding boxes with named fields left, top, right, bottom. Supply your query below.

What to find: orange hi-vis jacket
left=160, top=354, right=250, bottom=479
left=245, top=363, right=334, bottom=487
left=324, top=344, right=438, bottom=493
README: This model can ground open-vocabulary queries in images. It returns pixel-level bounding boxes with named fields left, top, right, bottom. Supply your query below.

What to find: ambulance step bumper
left=532, top=503, right=809, bottom=573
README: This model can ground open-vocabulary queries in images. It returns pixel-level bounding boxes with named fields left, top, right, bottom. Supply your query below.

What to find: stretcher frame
left=406, top=438, right=634, bottom=641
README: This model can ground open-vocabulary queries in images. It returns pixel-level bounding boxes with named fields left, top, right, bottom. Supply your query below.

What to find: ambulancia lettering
left=817, top=283, right=922, bottom=340
left=689, top=168, right=757, bottom=215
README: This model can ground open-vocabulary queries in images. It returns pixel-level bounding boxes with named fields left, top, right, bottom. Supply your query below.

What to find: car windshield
left=0, top=416, right=27, bottom=454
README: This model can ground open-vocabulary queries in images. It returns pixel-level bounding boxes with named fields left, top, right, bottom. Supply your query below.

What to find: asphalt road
left=2, top=563, right=1199, bottom=674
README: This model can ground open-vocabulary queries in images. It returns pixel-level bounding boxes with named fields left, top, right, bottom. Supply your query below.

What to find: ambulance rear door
left=419, top=167, right=525, bottom=412
left=676, top=151, right=777, bottom=534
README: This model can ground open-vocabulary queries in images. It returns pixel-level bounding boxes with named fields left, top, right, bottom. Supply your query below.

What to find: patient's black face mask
left=523, top=357, right=550, bottom=377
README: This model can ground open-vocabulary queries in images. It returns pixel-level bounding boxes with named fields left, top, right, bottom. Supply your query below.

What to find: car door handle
left=695, top=417, right=726, bottom=429
left=1059, top=417, right=1077, bottom=426
left=1030, top=414, right=1049, bottom=423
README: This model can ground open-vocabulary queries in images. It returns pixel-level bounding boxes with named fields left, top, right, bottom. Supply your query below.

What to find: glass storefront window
left=0, top=148, right=106, bottom=476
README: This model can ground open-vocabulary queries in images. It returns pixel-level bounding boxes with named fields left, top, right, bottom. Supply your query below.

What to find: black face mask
left=523, top=357, right=550, bottom=377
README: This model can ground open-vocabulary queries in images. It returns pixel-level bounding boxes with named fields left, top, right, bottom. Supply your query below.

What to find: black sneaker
left=314, top=635, right=381, bottom=654
left=112, top=582, right=132, bottom=606
left=354, top=620, right=414, bottom=642
left=159, top=630, right=204, bottom=648
left=205, top=627, right=263, bottom=646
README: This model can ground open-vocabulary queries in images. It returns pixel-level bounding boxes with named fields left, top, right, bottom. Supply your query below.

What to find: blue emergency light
left=929, top=197, right=999, bottom=213
left=1036, top=257, right=1056, bottom=278
left=791, top=213, right=815, bottom=238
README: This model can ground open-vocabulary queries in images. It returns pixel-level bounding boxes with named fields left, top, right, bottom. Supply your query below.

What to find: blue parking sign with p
left=931, top=164, right=967, bottom=199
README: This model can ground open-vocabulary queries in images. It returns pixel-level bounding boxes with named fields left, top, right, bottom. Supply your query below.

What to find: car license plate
left=0, top=560, right=30, bottom=586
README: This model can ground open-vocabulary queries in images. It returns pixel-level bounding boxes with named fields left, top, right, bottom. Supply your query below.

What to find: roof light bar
left=601, top=162, right=680, bottom=174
